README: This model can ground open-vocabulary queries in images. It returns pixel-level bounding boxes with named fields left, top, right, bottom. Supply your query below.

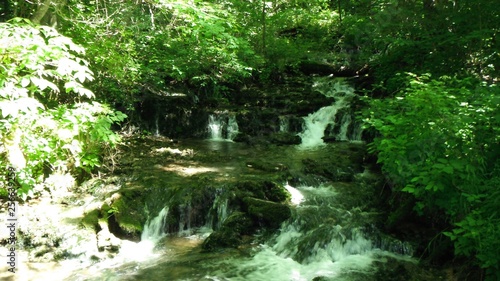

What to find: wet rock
left=235, top=180, right=290, bottom=203
left=302, top=158, right=355, bottom=182
left=97, top=221, right=121, bottom=253
left=105, top=190, right=146, bottom=240
left=223, top=211, right=254, bottom=235
left=201, top=212, right=253, bottom=251
left=81, top=202, right=101, bottom=230
left=269, top=132, right=301, bottom=145
left=312, top=277, right=330, bottom=281
left=243, top=197, right=291, bottom=228
left=201, top=228, right=241, bottom=251
left=232, top=133, right=251, bottom=143
left=246, top=160, right=288, bottom=172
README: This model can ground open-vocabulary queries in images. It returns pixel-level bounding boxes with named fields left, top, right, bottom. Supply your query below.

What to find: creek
left=6, top=78, right=443, bottom=281
left=64, top=140, right=421, bottom=281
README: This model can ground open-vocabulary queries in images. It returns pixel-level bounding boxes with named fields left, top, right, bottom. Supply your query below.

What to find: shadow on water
left=61, top=138, right=441, bottom=281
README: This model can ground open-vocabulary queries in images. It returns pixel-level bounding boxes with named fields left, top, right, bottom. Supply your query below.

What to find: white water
left=227, top=115, right=239, bottom=140
left=141, top=206, right=169, bottom=242
left=202, top=183, right=415, bottom=281
left=208, top=115, right=224, bottom=140
left=284, top=182, right=304, bottom=205
left=208, top=113, right=239, bottom=141
left=299, top=79, right=357, bottom=148
left=337, top=114, right=352, bottom=141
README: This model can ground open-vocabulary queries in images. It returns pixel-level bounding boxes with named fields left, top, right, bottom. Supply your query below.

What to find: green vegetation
left=1, top=0, right=499, bottom=278
left=363, top=74, right=500, bottom=278
left=0, top=19, right=125, bottom=199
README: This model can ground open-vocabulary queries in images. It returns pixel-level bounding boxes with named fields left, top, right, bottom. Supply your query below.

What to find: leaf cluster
left=362, top=73, right=500, bottom=276
left=0, top=19, right=126, bottom=199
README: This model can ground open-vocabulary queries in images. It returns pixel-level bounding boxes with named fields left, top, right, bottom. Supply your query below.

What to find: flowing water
left=299, top=78, right=362, bottom=147
left=208, top=113, right=239, bottom=141
left=15, top=79, right=438, bottom=281
left=56, top=138, right=429, bottom=281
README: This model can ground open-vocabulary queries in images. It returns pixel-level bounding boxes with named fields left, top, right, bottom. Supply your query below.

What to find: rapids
left=57, top=140, right=428, bottom=281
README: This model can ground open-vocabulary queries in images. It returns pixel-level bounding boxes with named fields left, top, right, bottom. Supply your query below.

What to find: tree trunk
left=31, top=0, right=52, bottom=25
left=261, top=0, right=266, bottom=55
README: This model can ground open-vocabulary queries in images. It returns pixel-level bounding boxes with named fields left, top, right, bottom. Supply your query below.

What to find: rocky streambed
left=1, top=135, right=447, bottom=280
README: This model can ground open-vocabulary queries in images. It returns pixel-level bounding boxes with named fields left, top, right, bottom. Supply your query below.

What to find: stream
left=4, top=79, right=444, bottom=281
left=61, top=139, right=426, bottom=281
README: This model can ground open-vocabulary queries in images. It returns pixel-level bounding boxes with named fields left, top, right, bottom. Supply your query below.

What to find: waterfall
left=226, top=115, right=239, bottom=141
left=208, top=113, right=239, bottom=141
left=207, top=196, right=230, bottom=230
left=115, top=206, right=169, bottom=263
left=141, top=206, right=169, bottom=242
left=284, top=182, right=304, bottom=205
left=208, top=115, right=223, bottom=140
left=350, top=122, right=363, bottom=142
left=336, top=114, right=351, bottom=141
left=272, top=184, right=373, bottom=265
left=201, top=182, right=415, bottom=281
left=299, top=78, right=357, bottom=148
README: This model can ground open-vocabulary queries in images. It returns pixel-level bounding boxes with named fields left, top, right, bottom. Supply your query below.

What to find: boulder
left=269, top=132, right=301, bottom=145
left=235, top=180, right=290, bottom=203
left=201, top=212, right=253, bottom=251
left=243, top=197, right=291, bottom=228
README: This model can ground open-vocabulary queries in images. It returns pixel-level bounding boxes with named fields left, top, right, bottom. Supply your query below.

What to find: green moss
left=202, top=212, right=254, bottom=251
left=223, top=212, right=254, bottom=235
left=235, top=180, right=290, bottom=203
left=111, top=196, right=145, bottom=234
left=243, top=197, right=291, bottom=228
left=81, top=209, right=100, bottom=230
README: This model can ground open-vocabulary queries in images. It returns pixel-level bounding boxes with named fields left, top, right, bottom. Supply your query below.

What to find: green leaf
left=20, top=77, right=31, bottom=87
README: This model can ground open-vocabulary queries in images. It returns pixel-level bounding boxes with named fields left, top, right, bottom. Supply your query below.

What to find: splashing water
left=141, top=206, right=169, bottom=242
left=299, top=79, right=356, bottom=148
left=208, top=113, right=239, bottom=141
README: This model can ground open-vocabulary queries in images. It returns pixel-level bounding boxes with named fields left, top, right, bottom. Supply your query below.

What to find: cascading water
left=208, top=113, right=239, bottom=141
left=154, top=113, right=160, bottom=136
left=207, top=196, right=230, bottom=230
left=227, top=115, right=239, bottom=141
left=350, top=121, right=364, bottom=142
left=55, top=139, right=441, bottom=281
left=299, top=78, right=361, bottom=148
left=208, top=115, right=223, bottom=140
left=141, top=206, right=169, bottom=242
left=199, top=182, right=415, bottom=281
left=336, top=114, right=352, bottom=141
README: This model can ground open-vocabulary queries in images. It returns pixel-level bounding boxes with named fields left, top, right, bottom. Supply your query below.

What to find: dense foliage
left=363, top=74, right=500, bottom=278
left=1, top=0, right=499, bottom=278
left=0, top=19, right=125, bottom=199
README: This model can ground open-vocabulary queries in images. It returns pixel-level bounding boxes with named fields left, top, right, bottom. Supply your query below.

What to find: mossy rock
left=243, top=197, right=291, bottom=228
left=106, top=191, right=146, bottom=239
left=81, top=208, right=100, bottom=230
left=235, top=180, right=290, bottom=203
left=269, top=132, right=301, bottom=145
left=302, top=158, right=354, bottom=182
left=202, top=228, right=241, bottom=251
left=201, top=212, right=254, bottom=251
left=223, top=212, right=254, bottom=235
